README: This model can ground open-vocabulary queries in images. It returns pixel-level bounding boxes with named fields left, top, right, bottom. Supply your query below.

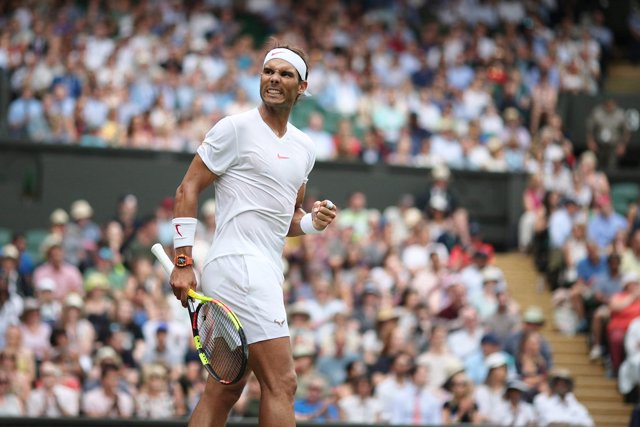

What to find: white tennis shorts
left=200, top=255, right=289, bottom=345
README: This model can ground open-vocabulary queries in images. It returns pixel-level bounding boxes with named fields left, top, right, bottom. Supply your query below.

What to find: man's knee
left=205, top=378, right=246, bottom=407
left=260, top=369, right=297, bottom=398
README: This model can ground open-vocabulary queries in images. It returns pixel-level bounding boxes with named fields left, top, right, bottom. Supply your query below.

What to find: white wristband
left=172, top=217, right=197, bottom=248
left=300, top=212, right=322, bottom=234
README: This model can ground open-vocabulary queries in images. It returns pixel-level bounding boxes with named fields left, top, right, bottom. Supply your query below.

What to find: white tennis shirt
left=197, top=108, right=315, bottom=271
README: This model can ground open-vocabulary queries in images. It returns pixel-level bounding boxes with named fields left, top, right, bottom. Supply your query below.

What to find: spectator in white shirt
left=491, top=379, right=537, bottom=426
left=26, top=361, right=79, bottom=417
left=474, top=352, right=509, bottom=422
left=338, top=375, right=384, bottom=423
left=374, top=352, right=414, bottom=422
left=82, top=363, right=134, bottom=418
left=534, top=368, right=594, bottom=427
left=447, top=306, right=484, bottom=362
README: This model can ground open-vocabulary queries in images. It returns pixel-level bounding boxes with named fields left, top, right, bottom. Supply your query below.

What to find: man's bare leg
left=250, top=337, right=297, bottom=427
left=188, top=371, right=249, bottom=427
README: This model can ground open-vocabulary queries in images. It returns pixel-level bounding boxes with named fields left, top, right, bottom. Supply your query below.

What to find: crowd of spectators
left=0, top=170, right=597, bottom=425
left=3, top=0, right=632, bottom=170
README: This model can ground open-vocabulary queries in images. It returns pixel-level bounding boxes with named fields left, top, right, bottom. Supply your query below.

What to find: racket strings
left=197, top=303, right=245, bottom=382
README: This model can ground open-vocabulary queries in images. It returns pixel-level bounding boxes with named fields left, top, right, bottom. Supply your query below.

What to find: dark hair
left=101, top=363, right=120, bottom=380
left=263, top=37, right=309, bottom=81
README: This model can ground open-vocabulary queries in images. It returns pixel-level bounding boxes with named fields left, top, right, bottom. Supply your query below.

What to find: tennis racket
left=151, top=243, right=248, bottom=385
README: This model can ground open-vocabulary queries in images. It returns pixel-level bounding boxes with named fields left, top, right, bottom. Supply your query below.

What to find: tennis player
left=169, top=42, right=337, bottom=427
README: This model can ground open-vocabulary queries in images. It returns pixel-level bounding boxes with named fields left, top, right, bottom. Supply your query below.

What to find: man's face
left=260, top=59, right=306, bottom=109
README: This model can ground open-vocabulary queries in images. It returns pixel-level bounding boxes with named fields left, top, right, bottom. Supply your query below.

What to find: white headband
left=263, top=48, right=311, bottom=96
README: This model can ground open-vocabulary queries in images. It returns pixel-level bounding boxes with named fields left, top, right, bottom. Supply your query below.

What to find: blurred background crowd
left=1, top=0, right=640, bottom=425
left=3, top=0, right=637, bottom=170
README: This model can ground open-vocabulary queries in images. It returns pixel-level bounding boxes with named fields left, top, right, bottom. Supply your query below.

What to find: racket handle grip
left=151, top=243, right=174, bottom=275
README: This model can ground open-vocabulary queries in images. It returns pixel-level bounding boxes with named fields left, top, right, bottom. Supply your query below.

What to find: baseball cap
left=485, top=352, right=508, bottom=369
left=481, top=333, right=500, bottom=346
left=523, top=306, right=545, bottom=324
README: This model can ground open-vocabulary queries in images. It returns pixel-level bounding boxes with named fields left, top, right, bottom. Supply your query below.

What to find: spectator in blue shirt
left=8, top=85, right=44, bottom=139
left=576, top=241, right=608, bottom=285
left=294, top=377, right=339, bottom=422
left=587, top=195, right=628, bottom=249
left=571, top=241, right=610, bottom=333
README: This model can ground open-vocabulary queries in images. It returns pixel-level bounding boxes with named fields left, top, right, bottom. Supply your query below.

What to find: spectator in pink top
left=19, top=298, right=51, bottom=361
left=33, top=237, right=83, bottom=300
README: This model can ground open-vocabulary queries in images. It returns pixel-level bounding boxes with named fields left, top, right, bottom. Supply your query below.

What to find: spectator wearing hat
left=35, top=277, right=61, bottom=326
left=504, top=306, right=554, bottom=369
left=474, top=352, right=510, bottom=422
left=500, top=107, right=531, bottom=151
left=141, top=322, right=183, bottom=368
left=292, top=342, right=327, bottom=400
left=26, top=361, right=79, bottom=417
left=587, top=194, right=628, bottom=250
left=1, top=244, right=30, bottom=297
left=60, top=292, right=95, bottom=363
left=33, top=235, right=83, bottom=300
left=607, top=272, right=640, bottom=374
left=471, top=266, right=506, bottom=320
left=491, top=379, right=537, bottom=426
left=465, top=332, right=515, bottom=385
left=19, top=297, right=51, bottom=361
left=442, top=370, right=481, bottom=424
left=84, top=246, right=128, bottom=296
left=83, top=272, right=113, bottom=343
left=82, top=363, right=134, bottom=418
left=542, top=145, right=572, bottom=197
left=337, top=374, right=384, bottom=423
left=287, top=301, right=314, bottom=349
left=417, top=164, right=471, bottom=249
left=65, top=199, right=101, bottom=267
left=459, top=249, right=491, bottom=303
left=534, top=368, right=594, bottom=426
left=390, top=364, right=442, bottom=425
left=136, top=363, right=185, bottom=419
left=294, top=376, right=339, bottom=422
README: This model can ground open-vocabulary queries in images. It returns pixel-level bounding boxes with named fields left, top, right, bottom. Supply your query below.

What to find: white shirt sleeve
left=197, top=117, right=238, bottom=175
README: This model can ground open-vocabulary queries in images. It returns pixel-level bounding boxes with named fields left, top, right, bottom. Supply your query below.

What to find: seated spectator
left=303, top=112, right=335, bottom=161
left=391, top=364, right=442, bottom=425
left=515, top=330, right=549, bottom=399
left=33, top=237, right=83, bottom=301
left=374, top=352, right=414, bottom=422
left=618, top=317, right=640, bottom=399
left=34, top=278, right=61, bottom=326
left=607, top=272, right=640, bottom=375
left=337, top=375, right=384, bottom=423
left=533, top=368, right=594, bottom=426
left=491, top=379, right=537, bottom=426
left=82, top=363, right=134, bottom=418
left=569, top=241, right=607, bottom=332
left=294, top=377, right=339, bottom=422
left=1, top=244, right=29, bottom=298
left=465, top=333, right=515, bottom=385
left=316, top=329, right=360, bottom=387
left=485, top=292, right=521, bottom=345
left=622, top=229, right=640, bottom=277
left=417, top=324, right=460, bottom=390
left=141, top=323, right=184, bottom=368
left=292, top=343, right=329, bottom=401
left=447, top=306, right=484, bottom=362
left=3, top=324, right=36, bottom=384
left=442, top=370, right=481, bottom=424
left=504, top=306, right=553, bottom=370
left=474, top=352, right=509, bottom=422
left=0, top=368, right=24, bottom=416
left=587, top=194, right=628, bottom=250
left=19, top=298, right=51, bottom=361
left=26, top=361, right=79, bottom=417
left=135, top=363, right=184, bottom=419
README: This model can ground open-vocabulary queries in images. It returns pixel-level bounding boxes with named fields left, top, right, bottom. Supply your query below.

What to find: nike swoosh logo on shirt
left=277, top=154, right=290, bottom=159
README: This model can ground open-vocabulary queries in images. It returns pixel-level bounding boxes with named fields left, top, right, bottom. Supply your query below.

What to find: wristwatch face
left=175, top=255, right=190, bottom=267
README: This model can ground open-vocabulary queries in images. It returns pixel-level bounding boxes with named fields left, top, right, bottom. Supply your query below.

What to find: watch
left=174, top=254, right=194, bottom=268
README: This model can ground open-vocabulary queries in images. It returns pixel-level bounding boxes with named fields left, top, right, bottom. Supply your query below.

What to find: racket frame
left=187, top=289, right=249, bottom=385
